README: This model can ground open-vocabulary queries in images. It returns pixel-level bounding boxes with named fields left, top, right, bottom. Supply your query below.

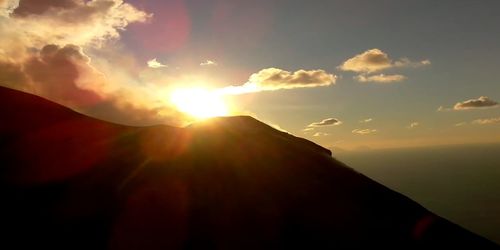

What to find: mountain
left=0, top=86, right=497, bottom=249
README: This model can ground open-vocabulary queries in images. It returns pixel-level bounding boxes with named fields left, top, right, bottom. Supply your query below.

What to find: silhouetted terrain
left=0, top=86, right=497, bottom=249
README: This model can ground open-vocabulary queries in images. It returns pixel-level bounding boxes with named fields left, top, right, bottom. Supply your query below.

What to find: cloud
left=352, top=128, right=377, bottom=135
left=313, top=132, right=329, bottom=137
left=147, top=58, right=167, bottom=68
left=218, top=68, right=336, bottom=95
left=1, top=0, right=150, bottom=54
left=339, top=49, right=430, bottom=74
left=339, top=49, right=392, bottom=73
left=354, top=74, right=406, bottom=83
left=407, top=122, right=419, bottom=129
left=454, top=122, right=467, bottom=127
left=200, top=60, right=217, bottom=66
left=0, top=0, right=18, bottom=16
left=436, top=106, right=450, bottom=112
left=394, top=58, right=431, bottom=68
left=308, top=118, right=342, bottom=127
left=0, top=1, right=193, bottom=126
left=453, top=96, right=498, bottom=110
left=302, top=127, right=315, bottom=132
left=471, top=117, right=500, bottom=125
left=359, top=118, right=373, bottom=123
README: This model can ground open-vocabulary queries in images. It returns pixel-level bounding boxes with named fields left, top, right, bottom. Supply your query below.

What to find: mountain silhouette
left=0, top=86, right=497, bottom=249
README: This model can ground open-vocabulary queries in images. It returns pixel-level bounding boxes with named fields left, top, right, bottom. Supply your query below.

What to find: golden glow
left=170, top=88, right=229, bottom=119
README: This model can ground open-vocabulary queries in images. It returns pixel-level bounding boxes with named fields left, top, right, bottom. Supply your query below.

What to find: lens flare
left=170, top=88, right=229, bottom=119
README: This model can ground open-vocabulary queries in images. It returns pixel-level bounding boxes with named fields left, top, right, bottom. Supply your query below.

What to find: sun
left=170, top=88, right=229, bottom=119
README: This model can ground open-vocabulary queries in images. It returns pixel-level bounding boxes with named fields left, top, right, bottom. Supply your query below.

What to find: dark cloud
left=23, top=44, right=104, bottom=107
left=454, top=96, right=498, bottom=110
left=308, top=118, right=342, bottom=127
left=0, top=44, right=185, bottom=125
left=0, top=61, right=28, bottom=90
left=13, top=0, right=78, bottom=17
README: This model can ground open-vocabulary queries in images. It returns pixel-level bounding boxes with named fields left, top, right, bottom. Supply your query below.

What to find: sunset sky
left=1, top=0, right=499, bottom=150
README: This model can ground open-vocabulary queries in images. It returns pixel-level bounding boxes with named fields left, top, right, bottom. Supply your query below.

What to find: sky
left=1, top=0, right=499, bottom=150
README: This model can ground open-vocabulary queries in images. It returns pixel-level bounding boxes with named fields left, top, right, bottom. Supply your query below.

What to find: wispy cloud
left=438, top=96, right=499, bottom=111
left=200, top=60, right=217, bottom=66
left=471, top=117, right=500, bottom=125
left=352, top=128, right=377, bottom=135
left=454, top=96, right=498, bottom=110
left=359, top=118, right=373, bottom=123
left=308, top=118, right=342, bottom=127
left=313, top=132, right=329, bottom=137
left=354, top=74, right=406, bottom=83
left=407, top=122, right=419, bottom=129
left=147, top=58, right=167, bottom=68
left=218, top=68, right=336, bottom=95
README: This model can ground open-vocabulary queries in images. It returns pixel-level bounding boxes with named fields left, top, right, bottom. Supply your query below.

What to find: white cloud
left=147, top=58, right=167, bottom=68
left=407, top=122, right=419, bottom=129
left=339, top=48, right=430, bottom=74
left=0, top=0, right=18, bottom=16
left=339, top=49, right=392, bottom=73
left=359, top=118, right=373, bottom=123
left=352, top=128, right=377, bottom=135
left=454, top=122, right=467, bottom=127
left=437, top=106, right=450, bottom=112
left=308, top=118, right=342, bottom=127
left=200, top=60, right=217, bottom=66
left=1, top=0, right=150, bottom=56
left=313, top=132, right=329, bottom=137
left=354, top=74, right=406, bottom=83
left=218, top=68, right=336, bottom=95
left=453, top=96, right=498, bottom=110
left=394, top=58, right=431, bottom=68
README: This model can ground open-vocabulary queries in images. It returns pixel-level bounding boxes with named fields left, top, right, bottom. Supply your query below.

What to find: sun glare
left=170, top=88, right=229, bottom=119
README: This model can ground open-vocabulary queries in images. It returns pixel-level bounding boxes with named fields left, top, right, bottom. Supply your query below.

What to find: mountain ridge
left=0, top=86, right=497, bottom=249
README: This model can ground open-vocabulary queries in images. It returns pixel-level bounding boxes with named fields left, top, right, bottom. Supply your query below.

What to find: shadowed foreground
left=0, top=86, right=497, bottom=249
